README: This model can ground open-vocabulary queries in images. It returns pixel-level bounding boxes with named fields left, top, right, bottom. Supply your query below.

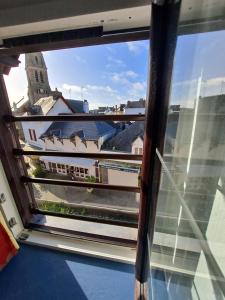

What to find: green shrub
left=32, top=164, right=47, bottom=178
left=85, top=176, right=96, bottom=183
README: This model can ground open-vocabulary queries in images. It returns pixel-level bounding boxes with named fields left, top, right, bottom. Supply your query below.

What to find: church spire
left=25, top=52, right=51, bottom=105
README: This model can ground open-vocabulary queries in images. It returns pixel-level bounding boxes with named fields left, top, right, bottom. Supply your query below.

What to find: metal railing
left=2, top=111, right=143, bottom=230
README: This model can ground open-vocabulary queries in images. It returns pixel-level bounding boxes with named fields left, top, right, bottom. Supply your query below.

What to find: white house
left=39, top=120, right=117, bottom=181
left=40, top=156, right=98, bottom=181
left=22, top=96, right=89, bottom=149
left=131, top=136, right=144, bottom=155
left=123, top=99, right=146, bottom=115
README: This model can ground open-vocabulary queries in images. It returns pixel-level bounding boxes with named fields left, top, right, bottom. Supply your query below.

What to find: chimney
left=83, top=99, right=89, bottom=113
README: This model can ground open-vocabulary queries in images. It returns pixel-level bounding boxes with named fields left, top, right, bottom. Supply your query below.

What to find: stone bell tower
left=25, top=52, right=51, bottom=105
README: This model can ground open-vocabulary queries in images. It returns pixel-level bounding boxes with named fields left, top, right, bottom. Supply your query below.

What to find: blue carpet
left=0, top=244, right=134, bottom=300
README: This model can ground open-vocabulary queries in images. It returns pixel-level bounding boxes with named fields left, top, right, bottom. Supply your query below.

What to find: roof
left=126, top=99, right=145, bottom=108
left=64, top=99, right=85, bottom=113
left=32, top=96, right=55, bottom=115
left=27, top=96, right=87, bottom=116
left=40, top=156, right=95, bottom=168
left=103, top=122, right=145, bottom=152
left=104, top=115, right=179, bottom=153
left=40, top=120, right=116, bottom=140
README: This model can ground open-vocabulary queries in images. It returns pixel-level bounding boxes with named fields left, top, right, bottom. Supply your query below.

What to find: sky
left=4, top=30, right=225, bottom=110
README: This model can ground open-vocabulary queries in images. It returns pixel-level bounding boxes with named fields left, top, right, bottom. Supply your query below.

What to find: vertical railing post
left=135, top=0, right=182, bottom=291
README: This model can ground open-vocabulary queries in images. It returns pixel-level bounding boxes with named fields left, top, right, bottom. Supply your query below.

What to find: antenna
left=81, top=86, right=84, bottom=100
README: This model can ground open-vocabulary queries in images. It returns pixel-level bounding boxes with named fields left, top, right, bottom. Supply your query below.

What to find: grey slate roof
left=27, top=97, right=86, bottom=116
left=126, top=99, right=145, bottom=108
left=31, top=96, right=55, bottom=115
left=64, top=99, right=84, bottom=113
left=103, top=122, right=145, bottom=152
left=40, top=120, right=116, bottom=140
left=104, top=114, right=179, bottom=153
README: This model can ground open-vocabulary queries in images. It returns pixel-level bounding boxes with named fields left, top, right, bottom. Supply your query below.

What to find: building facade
left=25, top=52, right=52, bottom=105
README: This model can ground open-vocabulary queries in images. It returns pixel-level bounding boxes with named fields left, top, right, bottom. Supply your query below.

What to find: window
left=28, top=129, right=37, bottom=141
left=35, top=56, right=38, bottom=64
left=2, top=2, right=225, bottom=299
left=40, top=71, right=44, bottom=83
left=135, top=147, right=143, bottom=155
left=35, top=70, right=39, bottom=82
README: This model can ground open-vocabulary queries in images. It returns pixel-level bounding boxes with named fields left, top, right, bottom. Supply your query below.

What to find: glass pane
left=150, top=1, right=225, bottom=299
left=5, top=41, right=147, bottom=235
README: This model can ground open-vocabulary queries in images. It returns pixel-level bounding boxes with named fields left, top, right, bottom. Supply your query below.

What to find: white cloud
left=110, top=70, right=138, bottom=85
left=106, top=46, right=116, bottom=54
left=63, top=83, right=115, bottom=94
left=131, top=81, right=146, bottom=92
left=126, top=41, right=148, bottom=54
left=106, top=56, right=125, bottom=68
left=126, top=70, right=138, bottom=78
left=61, top=83, right=118, bottom=109
left=173, top=76, right=225, bottom=98
left=128, top=81, right=147, bottom=99
left=74, top=54, right=86, bottom=64
left=62, top=83, right=84, bottom=93
left=4, top=54, right=27, bottom=106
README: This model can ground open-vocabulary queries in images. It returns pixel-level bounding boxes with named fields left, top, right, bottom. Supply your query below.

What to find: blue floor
left=0, top=244, right=134, bottom=300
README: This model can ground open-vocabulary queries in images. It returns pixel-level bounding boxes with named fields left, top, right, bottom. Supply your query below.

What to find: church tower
left=25, top=52, right=51, bottom=105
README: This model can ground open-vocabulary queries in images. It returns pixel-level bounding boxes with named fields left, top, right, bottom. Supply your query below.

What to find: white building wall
left=42, top=157, right=96, bottom=179
left=0, top=161, right=23, bottom=237
left=22, top=98, right=72, bottom=149
left=107, top=169, right=138, bottom=187
left=43, top=130, right=116, bottom=153
left=83, top=100, right=89, bottom=113
left=47, top=98, right=71, bottom=116
left=22, top=120, right=51, bottom=149
left=44, top=136, right=100, bottom=152
left=131, top=137, right=143, bottom=154
left=124, top=107, right=145, bottom=115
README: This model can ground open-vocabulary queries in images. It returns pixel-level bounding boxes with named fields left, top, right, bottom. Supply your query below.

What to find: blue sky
left=4, top=30, right=225, bottom=109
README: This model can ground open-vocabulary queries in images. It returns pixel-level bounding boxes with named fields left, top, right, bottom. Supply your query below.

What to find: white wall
left=22, top=120, right=51, bottom=149
left=44, top=136, right=100, bottom=152
left=22, top=98, right=72, bottom=149
left=124, top=107, right=145, bottom=115
left=131, top=137, right=143, bottom=154
left=107, top=168, right=138, bottom=187
left=47, top=98, right=71, bottom=116
left=83, top=100, right=89, bottom=113
left=43, top=128, right=116, bottom=153
left=0, top=161, right=23, bottom=237
left=42, top=158, right=96, bottom=178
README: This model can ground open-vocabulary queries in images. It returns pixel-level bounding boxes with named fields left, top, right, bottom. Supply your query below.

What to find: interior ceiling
left=0, top=0, right=224, bottom=40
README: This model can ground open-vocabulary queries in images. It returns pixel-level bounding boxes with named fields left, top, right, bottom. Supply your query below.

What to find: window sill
left=18, top=229, right=136, bottom=264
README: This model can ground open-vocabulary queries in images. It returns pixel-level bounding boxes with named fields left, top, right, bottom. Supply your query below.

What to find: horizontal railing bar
left=27, top=223, right=137, bottom=247
left=22, top=176, right=140, bottom=193
left=36, top=199, right=138, bottom=216
left=32, top=208, right=138, bottom=228
left=14, top=148, right=143, bottom=161
left=4, top=114, right=145, bottom=122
